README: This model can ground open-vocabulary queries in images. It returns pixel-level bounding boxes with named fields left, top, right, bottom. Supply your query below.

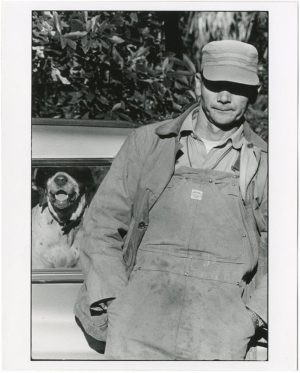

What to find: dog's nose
left=54, top=174, right=68, bottom=186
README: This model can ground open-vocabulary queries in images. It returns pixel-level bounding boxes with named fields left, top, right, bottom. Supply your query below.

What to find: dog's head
left=34, top=167, right=94, bottom=224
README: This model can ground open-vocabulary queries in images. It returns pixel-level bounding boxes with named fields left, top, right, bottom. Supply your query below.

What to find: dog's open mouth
left=50, top=191, right=78, bottom=209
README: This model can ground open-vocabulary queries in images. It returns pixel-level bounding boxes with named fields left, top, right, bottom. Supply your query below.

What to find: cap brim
left=203, top=65, right=260, bottom=86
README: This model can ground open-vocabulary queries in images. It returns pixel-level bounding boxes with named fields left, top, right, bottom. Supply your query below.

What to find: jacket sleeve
left=247, top=167, right=268, bottom=325
left=79, top=128, right=146, bottom=307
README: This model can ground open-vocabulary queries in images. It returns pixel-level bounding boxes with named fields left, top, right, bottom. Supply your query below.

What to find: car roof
left=32, top=119, right=136, bottom=159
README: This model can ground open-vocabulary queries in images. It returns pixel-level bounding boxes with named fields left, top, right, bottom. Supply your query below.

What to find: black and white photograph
left=2, top=1, right=298, bottom=370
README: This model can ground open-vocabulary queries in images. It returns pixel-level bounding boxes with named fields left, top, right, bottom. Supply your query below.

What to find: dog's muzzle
left=49, top=191, right=78, bottom=210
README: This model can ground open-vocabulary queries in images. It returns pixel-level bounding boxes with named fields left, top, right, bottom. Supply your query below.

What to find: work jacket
left=74, top=103, right=268, bottom=341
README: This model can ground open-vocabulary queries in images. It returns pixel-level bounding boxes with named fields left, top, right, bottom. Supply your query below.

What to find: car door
left=31, top=118, right=134, bottom=360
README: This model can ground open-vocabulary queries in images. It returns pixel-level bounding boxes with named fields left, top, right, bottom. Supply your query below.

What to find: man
left=74, top=40, right=267, bottom=360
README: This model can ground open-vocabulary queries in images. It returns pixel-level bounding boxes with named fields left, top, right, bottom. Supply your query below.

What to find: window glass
left=31, top=161, right=111, bottom=278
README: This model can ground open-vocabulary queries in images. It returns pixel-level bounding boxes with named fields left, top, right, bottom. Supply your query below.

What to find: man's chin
left=210, top=114, right=242, bottom=128
left=212, top=118, right=237, bottom=128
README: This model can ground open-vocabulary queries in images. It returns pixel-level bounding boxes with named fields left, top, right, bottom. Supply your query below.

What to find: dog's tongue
left=55, top=193, right=68, bottom=202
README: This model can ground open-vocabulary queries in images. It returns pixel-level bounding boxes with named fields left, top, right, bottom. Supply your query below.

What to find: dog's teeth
left=55, top=194, right=68, bottom=201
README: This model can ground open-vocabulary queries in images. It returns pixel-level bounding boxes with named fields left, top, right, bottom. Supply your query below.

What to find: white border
left=2, top=1, right=298, bottom=370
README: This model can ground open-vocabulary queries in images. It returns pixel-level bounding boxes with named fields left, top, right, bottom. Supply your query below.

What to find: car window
left=31, top=119, right=135, bottom=283
left=31, top=159, right=112, bottom=282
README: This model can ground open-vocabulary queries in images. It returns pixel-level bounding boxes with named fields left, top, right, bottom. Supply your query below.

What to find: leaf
left=91, top=15, right=100, bottom=32
left=86, top=93, right=95, bottom=102
left=108, top=35, right=125, bottom=44
left=174, top=80, right=187, bottom=90
left=175, top=74, right=189, bottom=86
left=91, top=39, right=100, bottom=49
left=81, top=35, right=88, bottom=47
left=66, top=38, right=77, bottom=50
left=130, top=12, right=138, bottom=23
left=64, top=31, right=88, bottom=40
left=83, top=11, right=88, bottom=23
left=162, top=57, right=169, bottom=73
left=172, top=102, right=182, bottom=112
left=100, top=39, right=110, bottom=49
left=112, top=102, right=125, bottom=111
left=82, top=111, right=90, bottom=119
left=82, top=43, right=90, bottom=54
left=152, top=81, right=164, bottom=94
left=97, top=20, right=109, bottom=32
left=194, top=76, right=201, bottom=97
left=86, top=20, right=92, bottom=32
left=53, top=11, right=61, bottom=34
left=135, top=46, right=149, bottom=58
left=112, top=47, right=124, bottom=67
left=112, top=13, right=124, bottom=27
left=51, top=68, right=71, bottom=85
left=98, top=96, right=109, bottom=105
left=173, top=70, right=194, bottom=77
left=60, top=36, right=67, bottom=49
left=139, top=78, right=154, bottom=83
left=183, top=54, right=196, bottom=73
left=169, top=56, right=185, bottom=66
left=174, top=93, right=190, bottom=105
left=187, top=90, right=197, bottom=100
left=135, top=64, right=147, bottom=74
left=70, top=19, right=85, bottom=32
left=163, top=77, right=172, bottom=88
left=118, top=112, right=132, bottom=122
left=70, top=92, right=83, bottom=104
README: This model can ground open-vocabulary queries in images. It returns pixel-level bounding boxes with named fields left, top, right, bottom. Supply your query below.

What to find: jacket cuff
left=90, top=298, right=116, bottom=316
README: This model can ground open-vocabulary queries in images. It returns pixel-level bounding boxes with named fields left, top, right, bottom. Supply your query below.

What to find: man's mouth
left=213, top=107, right=234, bottom=112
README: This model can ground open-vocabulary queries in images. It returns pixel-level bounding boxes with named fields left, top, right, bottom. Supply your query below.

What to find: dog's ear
left=34, top=168, right=50, bottom=189
left=75, top=168, right=94, bottom=187
left=32, top=169, right=48, bottom=208
left=76, top=168, right=96, bottom=205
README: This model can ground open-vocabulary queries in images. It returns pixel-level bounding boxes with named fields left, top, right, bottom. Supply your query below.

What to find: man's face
left=200, top=77, right=255, bottom=128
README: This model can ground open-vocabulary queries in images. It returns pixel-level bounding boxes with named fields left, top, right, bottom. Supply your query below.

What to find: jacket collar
left=155, top=103, right=199, bottom=137
left=243, top=122, right=268, bottom=152
left=155, top=102, right=267, bottom=153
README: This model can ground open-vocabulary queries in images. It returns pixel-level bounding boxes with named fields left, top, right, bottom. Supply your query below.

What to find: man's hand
left=246, top=307, right=265, bottom=330
left=90, top=298, right=115, bottom=316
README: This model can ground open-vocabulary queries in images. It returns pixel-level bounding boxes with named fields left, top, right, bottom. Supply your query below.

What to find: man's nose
left=217, top=90, right=231, bottom=104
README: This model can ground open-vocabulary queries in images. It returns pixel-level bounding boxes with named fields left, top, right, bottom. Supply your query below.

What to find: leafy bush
left=32, top=11, right=268, bottom=141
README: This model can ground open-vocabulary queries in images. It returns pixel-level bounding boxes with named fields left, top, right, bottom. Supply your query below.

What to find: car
left=31, top=117, right=267, bottom=361
left=31, top=117, right=135, bottom=360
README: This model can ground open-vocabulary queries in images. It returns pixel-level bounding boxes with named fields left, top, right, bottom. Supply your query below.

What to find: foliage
left=32, top=11, right=268, bottom=141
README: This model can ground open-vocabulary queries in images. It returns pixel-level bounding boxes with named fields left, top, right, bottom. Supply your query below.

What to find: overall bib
left=105, top=166, right=257, bottom=360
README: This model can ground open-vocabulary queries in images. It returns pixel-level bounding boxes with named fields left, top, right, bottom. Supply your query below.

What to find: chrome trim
left=32, top=269, right=84, bottom=284
left=32, top=118, right=139, bottom=128
left=32, top=158, right=113, bottom=166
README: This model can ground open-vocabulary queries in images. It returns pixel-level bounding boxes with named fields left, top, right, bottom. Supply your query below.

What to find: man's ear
left=250, top=85, right=261, bottom=104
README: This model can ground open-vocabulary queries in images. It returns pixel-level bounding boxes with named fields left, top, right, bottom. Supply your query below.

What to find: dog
left=32, top=167, right=94, bottom=269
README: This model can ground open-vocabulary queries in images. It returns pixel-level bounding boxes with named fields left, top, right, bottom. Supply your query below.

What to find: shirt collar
left=179, top=106, right=244, bottom=150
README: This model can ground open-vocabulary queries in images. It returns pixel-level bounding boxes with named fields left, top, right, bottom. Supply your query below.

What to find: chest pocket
left=214, top=176, right=240, bottom=198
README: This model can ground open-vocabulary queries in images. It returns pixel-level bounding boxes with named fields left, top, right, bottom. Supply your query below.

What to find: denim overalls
left=105, top=165, right=257, bottom=360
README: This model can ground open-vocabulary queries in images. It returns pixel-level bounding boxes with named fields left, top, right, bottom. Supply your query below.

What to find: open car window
left=31, top=119, right=135, bottom=283
left=31, top=159, right=112, bottom=282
